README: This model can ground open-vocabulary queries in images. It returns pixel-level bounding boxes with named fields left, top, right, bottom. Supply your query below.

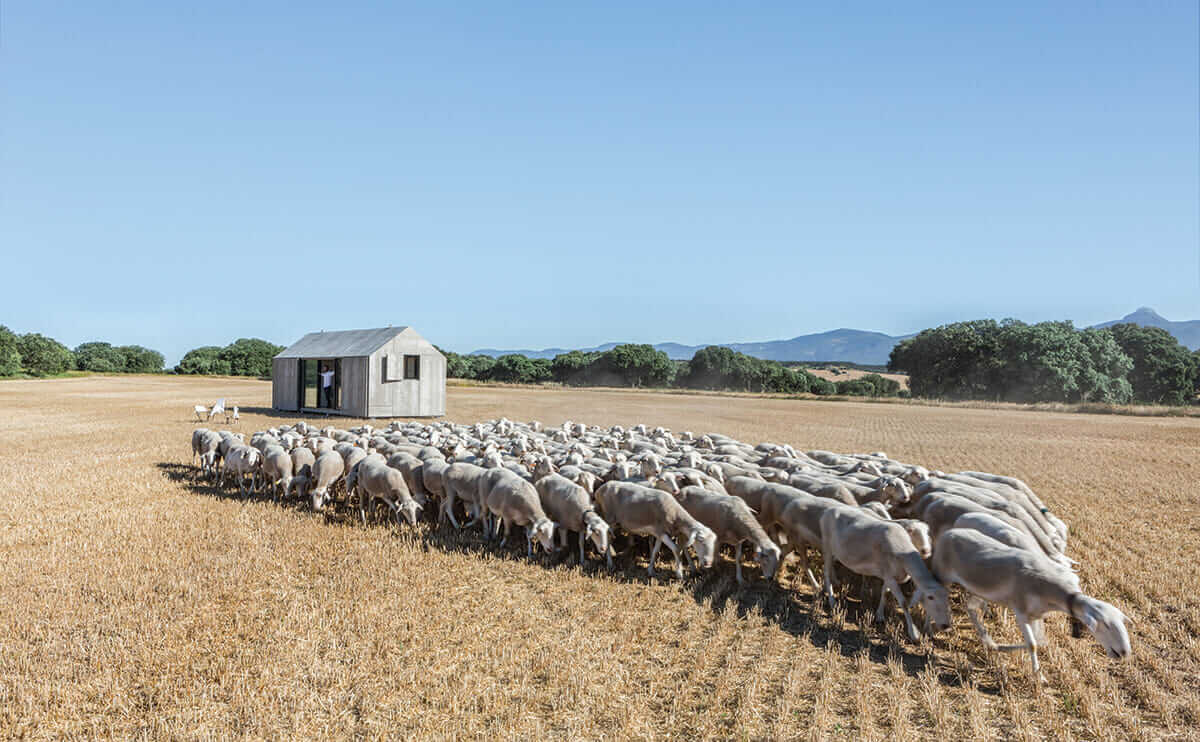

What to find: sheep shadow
left=156, top=462, right=249, bottom=502
left=156, top=459, right=982, bottom=688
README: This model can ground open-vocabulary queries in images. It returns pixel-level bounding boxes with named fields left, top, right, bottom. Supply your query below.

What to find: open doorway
left=300, top=358, right=340, bottom=410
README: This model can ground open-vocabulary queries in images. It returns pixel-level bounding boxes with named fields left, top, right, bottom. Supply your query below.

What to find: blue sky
left=3, top=2, right=1197, bottom=364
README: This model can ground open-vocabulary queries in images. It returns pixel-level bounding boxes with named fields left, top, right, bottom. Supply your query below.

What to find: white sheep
left=820, top=505, right=952, bottom=641
left=593, top=481, right=717, bottom=579
left=675, top=486, right=781, bottom=584
left=932, top=528, right=1130, bottom=686
left=535, top=473, right=610, bottom=564
left=307, top=451, right=346, bottom=511
left=482, top=470, right=555, bottom=555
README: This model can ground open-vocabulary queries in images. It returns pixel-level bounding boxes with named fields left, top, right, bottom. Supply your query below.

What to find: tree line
left=9, top=318, right=1195, bottom=406
left=442, top=344, right=904, bottom=398
left=0, top=325, right=284, bottom=379
left=0, top=325, right=165, bottom=377
left=888, top=320, right=1200, bottom=405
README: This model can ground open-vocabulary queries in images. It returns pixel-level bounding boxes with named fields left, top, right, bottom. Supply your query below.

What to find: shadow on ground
left=156, top=459, right=996, bottom=691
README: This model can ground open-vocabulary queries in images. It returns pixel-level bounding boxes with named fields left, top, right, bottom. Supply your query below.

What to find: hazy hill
left=1091, top=307, right=1200, bottom=350
left=471, top=328, right=909, bottom=365
left=470, top=307, right=1200, bottom=364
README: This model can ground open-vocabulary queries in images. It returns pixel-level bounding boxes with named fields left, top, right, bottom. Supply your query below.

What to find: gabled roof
left=275, top=326, right=413, bottom=359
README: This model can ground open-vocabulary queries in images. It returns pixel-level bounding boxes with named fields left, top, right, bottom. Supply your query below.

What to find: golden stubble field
left=0, top=375, right=1197, bottom=741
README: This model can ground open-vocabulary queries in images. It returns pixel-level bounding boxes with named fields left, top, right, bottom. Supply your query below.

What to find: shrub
left=217, top=338, right=284, bottom=377
left=175, top=346, right=231, bottom=375
left=18, top=333, right=74, bottom=376
left=0, top=325, right=22, bottom=376
left=808, top=377, right=836, bottom=395
left=116, top=345, right=164, bottom=374
left=74, top=342, right=127, bottom=373
left=835, top=378, right=876, bottom=396
left=1107, top=323, right=1197, bottom=405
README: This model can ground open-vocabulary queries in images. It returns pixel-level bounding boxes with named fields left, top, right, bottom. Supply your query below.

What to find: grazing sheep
left=420, top=457, right=450, bottom=503
left=951, top=511, right=1075, bottom=572
left=932, top=528, right=1130, bottom=686
left=356, top=458, right=421, bottom=526
left=441, top=462, right=490, bottom=529
left=224, top=445, right=262, bottom=500
left=945, top=471, right=1063, bottom=548
left=917, top=479, right=1060, bottom=556
left=535, top=474, right=610, bottom=563
left=820, top=506, right=952, bottom=641
left=675, top=486, right=781, bottom=584
left=308, top=451, right=346, bottom=511
left=191, top=428, right=210, bottom=466
left=196, top=430, right=222, bottom=481
left=288, top=447, right=316, bottom=499
left=723, top=477, right=806, bottom=541
left=484, top=470, right=556, bottom=556
left=593, top=481, right=717, bottom=579
left=260, top=445, right=293, bottom=502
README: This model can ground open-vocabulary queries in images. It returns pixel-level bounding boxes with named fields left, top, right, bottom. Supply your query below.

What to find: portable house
left=272, top=326, right=446, bottom=418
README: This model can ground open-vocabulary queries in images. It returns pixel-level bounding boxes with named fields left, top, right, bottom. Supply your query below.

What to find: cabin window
left=381, top=355, right=389, bottom=382
left=404, top=355, right=420, bottom=380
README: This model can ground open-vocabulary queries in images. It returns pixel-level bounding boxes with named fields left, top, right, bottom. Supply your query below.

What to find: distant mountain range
left=470, top=307, right=1199, bottom=365
left=470, top=329, right=914, bottom=365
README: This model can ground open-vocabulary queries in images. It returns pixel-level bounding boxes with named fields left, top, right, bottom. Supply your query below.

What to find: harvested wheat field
left=0, top=375, right=1196, bottom=741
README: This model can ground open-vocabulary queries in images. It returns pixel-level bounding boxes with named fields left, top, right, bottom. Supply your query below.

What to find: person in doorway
left=319, top=364, right=335, bottom=408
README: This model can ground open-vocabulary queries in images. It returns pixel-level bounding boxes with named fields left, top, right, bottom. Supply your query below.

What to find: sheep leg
left=874, top=583, right=890, bottom=623
left=1032, top=618, right=1046, bottom=644
left=578, top=532, right=586, bottom=564
left=606, top=542, right=614, bottom=571
left=526, top=525, right=534, bottom=558
left=662, top=534, right=684, bottom=579
left=892, top=579, right=921, bottom=641
left=965, top=596, right=999, bottom=650
left=823, top=548, right=838, bottom=613
left=443, top=500, right=461, bottom=530
left=648, top=536, right=663, bottom=577
left=798, top=548, right=821, bottom=592
left=682, top=544, right=696, bottom=576
left=734, top=542, right=745, bottom=586
left=1017, top=618, right=1043, bottom=687
left=499, top=518, right=510, bottom=547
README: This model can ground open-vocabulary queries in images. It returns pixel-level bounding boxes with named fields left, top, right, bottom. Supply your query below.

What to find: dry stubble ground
left=0, top=375, right=1197, bottom=740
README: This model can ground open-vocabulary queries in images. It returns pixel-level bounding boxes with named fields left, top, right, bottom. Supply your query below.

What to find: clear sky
left=3, top=2, right=1197, bottom=364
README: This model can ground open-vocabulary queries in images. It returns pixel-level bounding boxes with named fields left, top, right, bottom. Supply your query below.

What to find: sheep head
left=397, top=497, right=422, bottom=526
left=689, top=526, right=717, bottom=569
left=584, top=515, right=610, bottom=556
left=909, top=583, right=952, bottom=638
left=1074, top=596, right=1132, bottom=660
left=530, top=518, right=556, bottom=552
left=756, top=543, right=782, bottom=580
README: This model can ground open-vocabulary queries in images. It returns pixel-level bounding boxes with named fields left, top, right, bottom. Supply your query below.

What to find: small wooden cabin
left=272, top=326, right=446, bottom=418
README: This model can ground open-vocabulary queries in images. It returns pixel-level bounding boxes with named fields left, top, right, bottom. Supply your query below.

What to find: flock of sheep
left=189, top=417, right=1132, bottom=688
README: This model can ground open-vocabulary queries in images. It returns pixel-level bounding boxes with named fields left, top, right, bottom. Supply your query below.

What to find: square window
left=404, top=355, right=420, bottom=380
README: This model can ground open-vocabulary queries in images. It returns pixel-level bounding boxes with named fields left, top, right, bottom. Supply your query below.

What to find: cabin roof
left=275, top=326, right=417, bottom=359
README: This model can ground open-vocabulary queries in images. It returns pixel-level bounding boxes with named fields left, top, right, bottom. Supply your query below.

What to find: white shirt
left=320, top=370, right=334, bottom=388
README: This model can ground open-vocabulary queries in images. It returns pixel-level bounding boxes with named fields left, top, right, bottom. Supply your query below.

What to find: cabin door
left=301, top=358, right=341, bottom=410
